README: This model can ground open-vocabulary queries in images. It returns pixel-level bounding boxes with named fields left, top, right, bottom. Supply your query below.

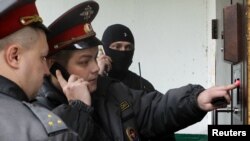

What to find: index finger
left=225, top=83, right=238, bottom=90
left=56, top=70, right=67, bottom=88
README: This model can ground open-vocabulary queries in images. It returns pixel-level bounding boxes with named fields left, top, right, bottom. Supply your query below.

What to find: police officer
left=0, top=0, right=81, bottom=140
left=36, top=1, right=238, bottom=141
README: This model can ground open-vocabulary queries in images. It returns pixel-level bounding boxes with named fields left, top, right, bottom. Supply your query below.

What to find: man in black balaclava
left=99, top=24, right=155, bottom=92
left=102, top=24, right=134, bottom=77
left=98, top=24, right=176, bottom=141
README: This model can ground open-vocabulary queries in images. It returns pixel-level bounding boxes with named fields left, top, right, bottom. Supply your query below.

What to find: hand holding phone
left=97, top=47, right=112, bottom=76
left=50, top=62, right=91, bottom=106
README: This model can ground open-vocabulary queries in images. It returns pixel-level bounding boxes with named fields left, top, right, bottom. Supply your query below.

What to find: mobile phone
left=50, top=62, right=70, bottom=81
left=98, top=45, right=105, bottom=56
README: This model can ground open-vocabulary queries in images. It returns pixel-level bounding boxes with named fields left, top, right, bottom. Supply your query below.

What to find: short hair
left=0, top=26, right=41, bottom=51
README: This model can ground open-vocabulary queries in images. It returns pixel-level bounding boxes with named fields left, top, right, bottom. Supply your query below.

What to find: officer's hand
left=197, top=83, right=238, bottom=111
left=56, top=70, right=91, bottom=106
left=96, top=54, right=112, bottom=76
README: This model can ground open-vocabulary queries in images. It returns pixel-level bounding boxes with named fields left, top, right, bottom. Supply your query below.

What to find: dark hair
left=50, top=50, right=76, bottom=68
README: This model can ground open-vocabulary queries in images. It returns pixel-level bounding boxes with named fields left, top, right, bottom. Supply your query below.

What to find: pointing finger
left=225, top=83, right=238, bottom=91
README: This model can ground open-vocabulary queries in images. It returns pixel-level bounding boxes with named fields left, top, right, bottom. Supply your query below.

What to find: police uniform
left=35, top=1, right=100, bottom=141
left=35, top=1, right=208, bottom=141
left=0, top=0, right=80, bottom=140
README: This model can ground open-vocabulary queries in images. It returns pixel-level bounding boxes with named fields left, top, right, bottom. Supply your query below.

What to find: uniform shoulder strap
left=23, top=101, right=68, bottom=135
left=111, top=83, right=140, bottom=141
left=99, top=76, right=136, bottom=123
left=115, top=84, right=135, bottom=122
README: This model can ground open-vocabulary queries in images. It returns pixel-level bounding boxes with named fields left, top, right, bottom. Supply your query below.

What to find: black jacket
left=0, top=75, right=81, bottom=141
left=36, top=76, right=207, bottom=141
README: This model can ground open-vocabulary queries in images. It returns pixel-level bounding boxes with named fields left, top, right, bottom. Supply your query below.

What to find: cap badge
left=80, top=5, right=94, bottom=20
left=124, top=32, right=128, bottom=37
left=84, top=23, right=93, bottom=34
left=20, top=15, right=43, bottom=25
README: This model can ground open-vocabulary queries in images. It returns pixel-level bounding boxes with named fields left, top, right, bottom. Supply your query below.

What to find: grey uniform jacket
left=36, top=76, right=207, bottom=141
left=0, top=75, right=80, bottom=141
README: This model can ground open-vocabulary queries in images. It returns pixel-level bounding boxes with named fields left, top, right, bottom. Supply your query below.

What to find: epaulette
left=23, top=101, right=68, bottom=135
left=110, top=83, right=140, bottom=141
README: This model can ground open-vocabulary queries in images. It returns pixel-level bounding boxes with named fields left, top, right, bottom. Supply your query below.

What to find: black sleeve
left=52, top=100, right=95, bottom=141
left=129, top=84, right=206, bottom=137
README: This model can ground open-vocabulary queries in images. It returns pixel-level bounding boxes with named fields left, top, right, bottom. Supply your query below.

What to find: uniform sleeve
left=127, top=84, right=206, bottom=137
left=52, top=100, right=94, bottom=141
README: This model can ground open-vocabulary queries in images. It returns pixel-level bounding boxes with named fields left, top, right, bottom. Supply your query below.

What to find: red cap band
left=49, top=23, right=95, bottom=55
left=0, top=3, right=40, bottom=39
left=49, top=24, right=87, bottom=47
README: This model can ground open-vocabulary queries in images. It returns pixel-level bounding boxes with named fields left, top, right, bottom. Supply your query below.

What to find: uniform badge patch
left=120, top=101, right=129, bottom=111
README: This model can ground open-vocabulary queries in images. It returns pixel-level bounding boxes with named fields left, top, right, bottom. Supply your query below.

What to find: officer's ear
left=46, top=57, right=56, bottom=68
left=4, top=44, right=22, bottom=69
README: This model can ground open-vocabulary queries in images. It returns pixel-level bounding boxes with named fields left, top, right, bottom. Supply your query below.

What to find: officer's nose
left=92, top=60, right=100, bottom=74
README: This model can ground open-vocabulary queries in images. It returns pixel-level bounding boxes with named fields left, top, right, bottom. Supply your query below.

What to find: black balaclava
left=102, top=24, right=134, bottom=79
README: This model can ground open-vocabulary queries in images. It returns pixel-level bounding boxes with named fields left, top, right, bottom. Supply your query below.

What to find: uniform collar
left=92, top=76, right=119, bottom=96
left=38, top=76, right=68, bottom=104
left=0, top=75, right=29, bottom=102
